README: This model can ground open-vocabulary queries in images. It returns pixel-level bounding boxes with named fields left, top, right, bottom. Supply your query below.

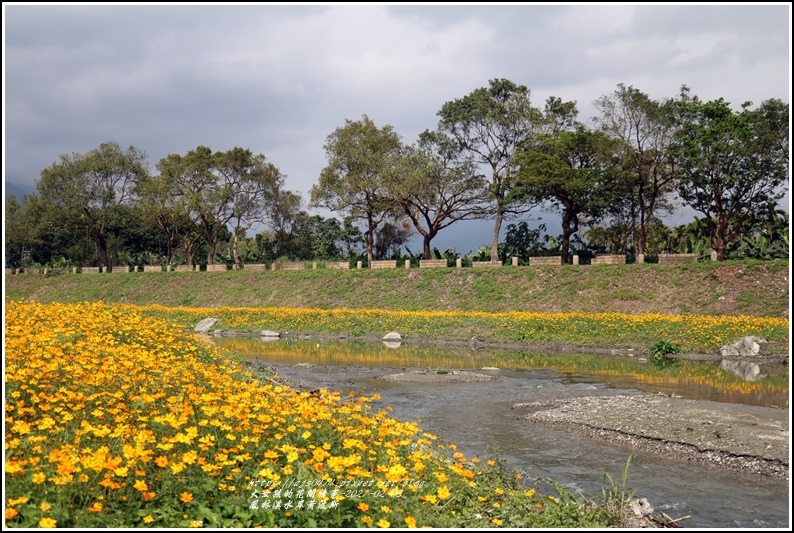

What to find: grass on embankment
left=5, top=259, right=789, bottom=317
left=5, top=260, right=789, bottom=355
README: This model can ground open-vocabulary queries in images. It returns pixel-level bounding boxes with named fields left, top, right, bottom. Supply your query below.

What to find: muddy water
left=216, top=337, right=790, bottom=528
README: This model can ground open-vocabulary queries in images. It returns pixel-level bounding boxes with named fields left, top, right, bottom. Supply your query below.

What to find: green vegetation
left=648, top=340, right=682, bottom=369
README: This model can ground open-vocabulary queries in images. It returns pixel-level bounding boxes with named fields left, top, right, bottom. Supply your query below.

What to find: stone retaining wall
left=325, top=261, right=350, bottom=270
left=529, top=256, right=562, bottom=266
left=420, top=259, right=447, bottom=268
left=658, top=253, right=699, bottom=264
left=591, top=255, right=626, bottom=265
left=278, top=262, right=305, bottom=270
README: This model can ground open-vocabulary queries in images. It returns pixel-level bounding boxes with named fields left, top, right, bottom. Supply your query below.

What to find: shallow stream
left=216, top=337, right=790, bottom=528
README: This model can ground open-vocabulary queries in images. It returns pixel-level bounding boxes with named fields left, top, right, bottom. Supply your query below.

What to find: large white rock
left=719, top=336, right=768, bottom=357
left=194, top=318, right=220, bottom=333
left=383, top=332, right=402, bottom=340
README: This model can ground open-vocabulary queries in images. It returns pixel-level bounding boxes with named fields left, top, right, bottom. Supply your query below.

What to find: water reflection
left=213, top=337, right=789, bottom=408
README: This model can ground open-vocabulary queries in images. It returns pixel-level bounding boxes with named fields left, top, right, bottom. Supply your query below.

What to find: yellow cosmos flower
left=437, top=485, right=451, bottom=499
left=357, top=502, right=369, bottom=512
left=133, top=479, right=148, bottom=491
left=7, top=497, right=29, bottom=506
left=143, top=516, right=154, bottom=524
left=155, top=456, right=169, bottom=468
left=39, top=518, right=57, bottom=528
left=377, top=519, right=390, bottom=528
left=492, top=518, right=503, bottom=525
left=6, top=508, right=20, bottom=520
left=88, top=502, right=103, bottom=512
left=404, top=516, right=417, bottom=528
left=189, top=520, right=203, bottom=528
left=32, top=472, right=46, bottom=484
left=362, top=516, right=373, bottom=525
left=180, top=492, right=194, bottom=503
left=40, top=502, right=52, bottom=512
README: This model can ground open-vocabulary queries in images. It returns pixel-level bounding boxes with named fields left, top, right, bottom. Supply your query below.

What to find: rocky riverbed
left=515, top=393, right=789, bottom=480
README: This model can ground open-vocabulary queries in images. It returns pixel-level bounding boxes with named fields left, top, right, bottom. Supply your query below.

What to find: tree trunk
left=96, top=231, right=109, bottom=270
left=491, top=206, right=504, bottom=263
left=365, top=215, right=375, bottom=265
left=561, top=207, right=578, bottom=266
left=423, top=236, right=433, bottom=260
left=233, top=230, right=241, bottom=268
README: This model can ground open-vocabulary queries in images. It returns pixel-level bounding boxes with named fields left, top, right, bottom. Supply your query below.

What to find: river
left=215, top=337, right=791, bottom=528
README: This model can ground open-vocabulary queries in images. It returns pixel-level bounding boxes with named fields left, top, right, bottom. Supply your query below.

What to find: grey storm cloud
left=3, top=3, right=790, bottom=252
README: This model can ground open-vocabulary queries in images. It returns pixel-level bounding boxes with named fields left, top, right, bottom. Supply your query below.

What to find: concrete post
left=405, top=260, right=411, bottom=269
left=637, top=253, right=644, bottom=265
left=512, top=256, right=518, bottom=267
left=313, top=262, right=318, bottom=270
left=357, top=261, right=363, bottom=269
left=710, top=251, right=718, bottom=261
left=456, top=258, right=462, bottom=268
left=573, top=255, right=579, bottom=266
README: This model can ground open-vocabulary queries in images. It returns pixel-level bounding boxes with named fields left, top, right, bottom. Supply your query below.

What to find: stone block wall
left=205, top=264, right=228, bottom=272
left=279, top=262, right=305, bottom=270
left=370, top=260, right=397, bottom=269
left=591, top=255, right=626, bottom=265
left=326, top=261, right=350, bottom=270
left=419, top=259, right=447, bottom=268
left=529, top=256, right=562, bottom=266
left=658, top=253, right=699, bottom=264
left=472, top=261, right=502, bottom=267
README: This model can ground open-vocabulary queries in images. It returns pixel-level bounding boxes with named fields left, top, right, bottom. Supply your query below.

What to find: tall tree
left=436, top=78, right=543, bottom=262
left=216, top=147, right=284, bottom=268
left=35, top=141, right=149, bottom=270
left=671, top=96, right=789, bottom=260
left=157, top=146, right=284, bottom=265
left=134, top=172, right=195, bottom=266
left=518, top=122, right=618, bottom=265
left=156, top=148, right=215, bottom=267
left=389, top=130, right=488, bottom=259
left=310, top=115, right=403, bottom=265
left=593, top=84, right=680, bottom=257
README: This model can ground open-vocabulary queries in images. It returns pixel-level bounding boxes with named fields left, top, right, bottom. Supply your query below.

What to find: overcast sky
left=3, top=3, right=791, bottom=254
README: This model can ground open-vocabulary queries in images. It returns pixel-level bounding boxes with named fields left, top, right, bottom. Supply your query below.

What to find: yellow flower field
left=4, top=301, right=618, bottom=528
left=129, top=304, right=789, bottom=352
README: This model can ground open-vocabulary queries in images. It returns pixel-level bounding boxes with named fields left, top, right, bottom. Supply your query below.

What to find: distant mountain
left=4, top=181, right=36, bottom=200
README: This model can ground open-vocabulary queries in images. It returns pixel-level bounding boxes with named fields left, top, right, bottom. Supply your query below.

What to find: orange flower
left=180, top=492, right=194, bottom=503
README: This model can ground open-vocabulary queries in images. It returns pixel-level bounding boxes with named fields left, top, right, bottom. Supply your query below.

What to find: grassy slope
left=4, top=260, right=789, bottom=318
